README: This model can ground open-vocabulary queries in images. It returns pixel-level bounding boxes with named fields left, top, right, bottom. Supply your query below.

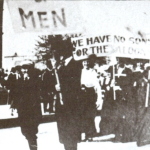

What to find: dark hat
left=21, top=60, right=34, bottom=69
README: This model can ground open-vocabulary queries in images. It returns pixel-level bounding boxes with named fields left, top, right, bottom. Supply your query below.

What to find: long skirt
left=100, top=89, right=116, bottom=135
left=56, top=95, right=82, bottom=145
left=135, top=108, right=150, bottom=147
left=114, top=88, right=136, bottom=143
left=80, top=87, right=97, bottom=137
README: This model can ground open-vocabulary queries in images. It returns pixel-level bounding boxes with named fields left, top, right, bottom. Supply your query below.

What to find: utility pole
left=0, top=0, right=3, bottom=68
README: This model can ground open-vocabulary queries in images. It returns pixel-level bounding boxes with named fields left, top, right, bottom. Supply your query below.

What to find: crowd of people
left=0, top=62, right=56, bottom=114
left=86, top=56, right=150, bottom=147
left=0, top=62, right=56, bottom=150
left=0, top=55, right=150, bottom=150
left=0, top=68, right=9, bottom=104
left=0, top=67, right=8, bottom=88
left=54, top=54, right=150, bottom=150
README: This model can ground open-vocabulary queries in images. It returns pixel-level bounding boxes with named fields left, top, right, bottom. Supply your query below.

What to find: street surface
left=0, top=122, right=150, bottom=150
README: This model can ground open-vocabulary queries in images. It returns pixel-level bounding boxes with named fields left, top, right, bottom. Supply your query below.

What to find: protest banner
left=71, top=35, right=150, bottom=61
left=71, top=34, right=150, bottom=102
left=6, top=0, right=83, bottom=34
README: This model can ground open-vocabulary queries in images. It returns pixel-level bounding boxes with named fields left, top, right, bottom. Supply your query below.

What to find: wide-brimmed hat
left=21, top=60, right=34, bottom=69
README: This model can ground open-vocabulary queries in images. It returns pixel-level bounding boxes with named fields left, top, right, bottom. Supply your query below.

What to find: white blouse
left=81, top=68, right=102, bottom=102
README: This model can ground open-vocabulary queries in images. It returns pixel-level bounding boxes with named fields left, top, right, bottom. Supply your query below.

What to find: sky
left=3, top=0, right=40, bottom=55
left=3, top=0, right=150, bottom=69
left=3, top=0, right=42, bottom=69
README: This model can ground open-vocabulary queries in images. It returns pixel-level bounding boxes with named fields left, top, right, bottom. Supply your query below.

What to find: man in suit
left=114, top=60, right=135, bottom=142
left=41, top=60, right=56, bottom=113
left=12, top=63, right=42, bottom=150
left=55, top=55, right=83, bottom=150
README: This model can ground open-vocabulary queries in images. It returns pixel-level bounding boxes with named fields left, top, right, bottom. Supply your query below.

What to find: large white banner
left=71, top=35, right=150, bottom=60
left=6, top=0, right=83, bottom=34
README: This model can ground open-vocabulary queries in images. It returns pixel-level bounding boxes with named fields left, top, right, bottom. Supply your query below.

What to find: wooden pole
left=0, top=0, right=3, bottom=68
left=113, top=64, right=116, bottom=100
left=145, top=69, right=150, bottom=107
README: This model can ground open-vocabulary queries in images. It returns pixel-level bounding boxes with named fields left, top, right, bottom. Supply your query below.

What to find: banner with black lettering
left=6, top=0, right=83, bottom=34
left=71, top=35, right=150, bottom=60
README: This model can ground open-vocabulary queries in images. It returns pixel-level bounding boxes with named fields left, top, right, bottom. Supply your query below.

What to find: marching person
left=132, top=62, right=145, bottom=126
left=80, top=55, right=103, bottom=140
left=134, top=64, right=150, bottom=146
left=11, top=62, right=42, bottom=150
left=0, top=68, right=7, bottom=87
left=114, top=60, right=135, bottom=142
left=55, top=54, right=83, bottom=150
left=41, top=60, right=56, bottom=113
left=7, top=67, right=17, bottom=105
left=6, top=66, right=21, bottom=115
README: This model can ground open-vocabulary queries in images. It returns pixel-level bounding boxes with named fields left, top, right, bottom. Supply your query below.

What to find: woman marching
left=134, top=64, right=150, bottom=147
left=80, top=55, right=103, bottom=140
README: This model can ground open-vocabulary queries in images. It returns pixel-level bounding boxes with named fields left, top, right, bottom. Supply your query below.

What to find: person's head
left=21, top=62, right=34, bottom=75
left=105, top=71, right=111, bottom=78
left=93, top=58, right=104, bottom=69
left=124, top=58, right=132, bottom=69
left=125, top=63, right=133, bottom=71
left=132, top=62, right=143, bottom=72
left=10, top=67, right=16, bottom=73
left=59, top=59, right=65, bottom=67
left=88, top=54, right=97, bottom=68
left=144, top=63, right=150, bottom=70
left=94, top=60, right=100, bottom=70
left=21, top=65, right=28, bottom=75
left=82, top=59, right=89, bottom=69
left=137, top=62, right=141, bottom=69
left=15, top=65, right=21, bottom=73
left=119, top=62, right=125, bottom=68
left=105, top=57, right=111, bottom=65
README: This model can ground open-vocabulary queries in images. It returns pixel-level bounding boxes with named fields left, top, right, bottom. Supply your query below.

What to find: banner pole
left=113, top=64, right=116, bottom=100
left=145, top=61, right=150, bottom=107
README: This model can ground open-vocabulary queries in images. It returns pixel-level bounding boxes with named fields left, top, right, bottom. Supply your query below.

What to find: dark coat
left=115, top=67, right=136, bottom=142
left=16, top=72, right=42, bottom=126
left=42, top=69, right=56, bottom=93
left=56, top=59, right=82, bottom=144
left=7, top=73, right=18, bottom=105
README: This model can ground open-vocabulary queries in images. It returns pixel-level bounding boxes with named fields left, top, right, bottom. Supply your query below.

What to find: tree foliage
left=35, top=34, right=82, bottom=62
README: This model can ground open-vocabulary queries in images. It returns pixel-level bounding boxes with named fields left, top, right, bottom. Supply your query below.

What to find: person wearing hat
left=6, top=66, right=21, bottom=114
left=80, top=55, right=103, bottom=141
left=12, top=63, right=42, bottom=150
left=7, top=67, right=17, bottom=105
left=41, top=59, right=56, bottom=113
left=55, top=49, right=83, bottom=150
left=114, top=60, right=135, bottom=143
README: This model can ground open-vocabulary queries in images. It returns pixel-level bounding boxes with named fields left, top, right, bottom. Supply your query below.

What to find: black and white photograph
left=1, top=0, right=150, bottom=150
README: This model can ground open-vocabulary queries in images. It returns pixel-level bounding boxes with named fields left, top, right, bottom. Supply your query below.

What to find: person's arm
left=95, top=83, right=103, bottom=110
left=80, top=69, right=85, bottom=87
left=93, top=70, right=103, bottom=110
